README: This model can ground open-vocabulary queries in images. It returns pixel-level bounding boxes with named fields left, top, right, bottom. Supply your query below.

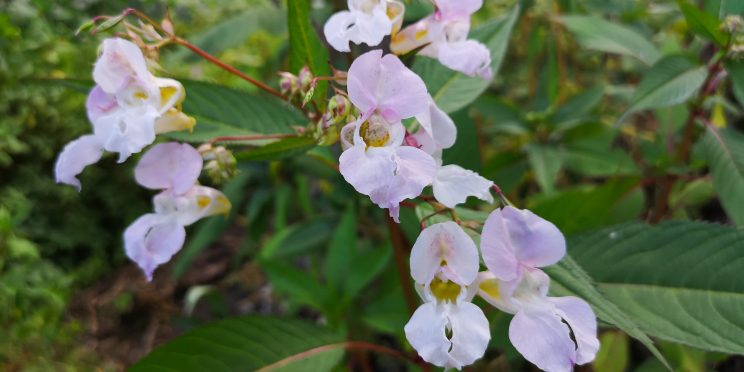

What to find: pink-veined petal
left=481, top=208, right=521, bottom=282
left=433, top=164, right=493, bottom=208
left=416, top=100, right=457, bottom=150
left=368, top=146, right=436, bottom=219
left=135, top=142, right=203, bottom=194
left=509, top=305, right=577, bottom=372
left=339, top=143, right=397, bottom=196
left=93, top=38, right=152, bottom=94
left=347, top=50, right=429, bottom=121
left=124, top=213, right=186, bottom=281
left=502, top=206, right=566, bottom=267
left=551, top=296, right=600, bottom=365
left=404, top=302, right=451, bottom=368
left=410, top=221, right=479, bottom=286
left=86, top=85, right=118, bottom=124
left=447, top=302, right=491, bottom=369
left=54, top=135, right=104, bottom=191
left=437, top=40, right=493, bottom=80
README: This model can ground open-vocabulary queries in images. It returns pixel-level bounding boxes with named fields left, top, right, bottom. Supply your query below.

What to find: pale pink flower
left=124, top=143, right=230, bottom=281
left=338, top=50, right=437, bottom=221
left=391, top=0, right=493, bottom=79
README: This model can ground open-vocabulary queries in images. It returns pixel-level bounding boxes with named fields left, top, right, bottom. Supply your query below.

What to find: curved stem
left=386, top=216, right=419, bottom=316
left=256, top=341, right=425, bottom=371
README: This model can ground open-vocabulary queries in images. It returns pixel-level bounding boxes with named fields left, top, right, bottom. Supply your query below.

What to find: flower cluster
left=406, top=208, right=599, bottom=371
left=54, top=38, right=229, bottom=280
left=56, top=38, right=194, bottom=190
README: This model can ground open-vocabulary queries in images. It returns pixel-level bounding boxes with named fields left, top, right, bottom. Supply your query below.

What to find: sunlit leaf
left=567, top=221, right=744, bottom=354
left=677, top=0, right=729, bottom=47
left=701, top=127, right=744, bottom=225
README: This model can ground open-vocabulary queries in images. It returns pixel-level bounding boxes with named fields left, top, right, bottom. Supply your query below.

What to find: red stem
left=208, top=133, right=296, bottom=144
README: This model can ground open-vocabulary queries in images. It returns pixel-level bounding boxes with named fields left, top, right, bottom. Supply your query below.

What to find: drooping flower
left=391, top=0, right=493, bottom=80
left=405, top=222, right=490, bottom=369
left=124, top=143, right=230, bottom=281
left=55, top=38, right=195, bottom=190
left=338, top=50, right=437, bottom=221
left=411, top=99, right=494, bottom=208
left=477, top=206, right=598, bottom=371
left=323, top=0, right=405, bottom=52
left=477, top=269, right=599, bottom=372
left=480, top=206, right=566, bottom=283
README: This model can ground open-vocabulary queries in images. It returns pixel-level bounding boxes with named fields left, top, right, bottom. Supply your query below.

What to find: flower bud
left=723, top=15, right=744, bottom=34
left=298, top=66, right=314, bottom=93
left=198, top=144, right=237, bottom=185
left=328, top=95, right=350, bottom=122
left=278, top=72, right=298, bottom=95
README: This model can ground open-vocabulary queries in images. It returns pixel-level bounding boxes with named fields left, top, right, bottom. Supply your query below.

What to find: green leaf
left=260, top=259, right=328, bottom=310
left=568, top=221, right=744, bottom=354
left=677, top=0, right=729, bottom=47
left=546, top=256, right=671, bottom=370
left=559, top=15, right=661, bottom=65
left=260, top=218, right=334, bottom=259
left=701, top=127, right=744, bottom=225
left=323, top=205, right=357, bottom=293
left=526, top=144, right=562, bottom=194
left=414, top=5, right=520, bottom=113
left=235, top=137, right=317, bottom=162
left=725, top=60, right=744, bottom=107
left=130, top=316, right=344, bottom=372
left=442, top=110, right=483, bottom=172
left=167, top=80, right=305, bottom=143
left=551, top=87, right=604, bottom=131
left=593, top=332, right=629, bottom=372
left=528, top=178, right=643, bottom=234
left=619, top=55, right=707, bottom=122
left=288, top=0, right=330, bottom=104
left=344, top=245, right=391, bottom=300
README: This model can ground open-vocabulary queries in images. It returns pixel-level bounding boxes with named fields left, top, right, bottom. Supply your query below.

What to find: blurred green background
left=3, top=0, right=744, bottom=370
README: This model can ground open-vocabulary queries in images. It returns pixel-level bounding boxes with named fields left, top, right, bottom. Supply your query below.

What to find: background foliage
left=3, top=0, right=744, bottom=370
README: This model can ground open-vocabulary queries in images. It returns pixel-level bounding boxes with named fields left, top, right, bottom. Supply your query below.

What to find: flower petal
left=92, top=105, right=158, bottom=162
left=135, top=142, right=203, bottom=194
left=154, top=185, right=231, bottom=226
left=93, top=38, right=152, bottom=94
left=481, top=208, right=521, bottom=282
left=433, top=164, right=493, bottom=208
left=124, top=213, right=186, bottom=281
left=339, top=143, right=397, bottom=196
left=154, top=77, right=186, bottom=115
left=86, top=85, right=118, bottom=124
left=476, top=271, right=520, bottom=314
left=437, top=40, right=493, bottom=80
left=348, top=6, right=392, bottom=48
left=415, top=99, right=457, bottom=151
left=448, top=302, right=491, bottom=369
left=410, top=221, right=479, bottom=286
left=482, top=207, right=566, bottom=281
left=509, top=305, right=576, bottom=372
left=323, top=10, right=356, bottom=52
left=347, top=50, right=429, bottom=121
left=551, top=296, right=600, bottom=365
left=404, top=302, right=451, bottom=368
left=54, top=135, right=104, bottom=191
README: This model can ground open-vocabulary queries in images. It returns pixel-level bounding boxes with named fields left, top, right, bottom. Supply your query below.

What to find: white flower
left=124, top=143, right=230, bottom=281
left=404, top=222, right=490, bottom=369
left=323, top=0, right=405, bottom=52
left=391, top=0, right=493, bottom=79
left=55, top=38, right=194, bottom=190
